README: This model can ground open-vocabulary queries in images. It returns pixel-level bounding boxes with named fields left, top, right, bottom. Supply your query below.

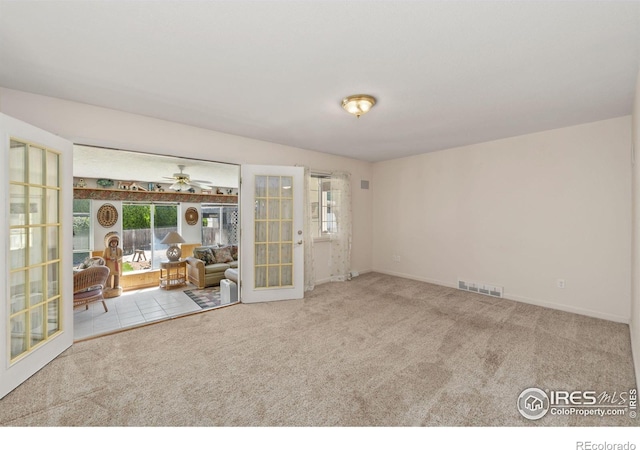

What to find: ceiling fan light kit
left=163, top=164, right=214, bottom=191
left=169, top=181, right=189, bottom=191
left=341, top=94, right=376, bottom=118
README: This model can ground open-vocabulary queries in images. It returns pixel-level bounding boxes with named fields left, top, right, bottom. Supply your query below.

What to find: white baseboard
left=352, top=269, right=371, bottom=277
left=315, top=277, right=331, bottom=285
left=505, top=292, right=628, bottom=324
left=372, top=268, right=629, bottom=324
left=630, top=321, right=640, bottom=387
left=373, top=268, right=457, bottom=289
left=314, top=269, right=372, bottom=287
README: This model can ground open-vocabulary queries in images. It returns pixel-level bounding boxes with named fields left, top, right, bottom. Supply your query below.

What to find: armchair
left=73, top=265, right=111, bottom=312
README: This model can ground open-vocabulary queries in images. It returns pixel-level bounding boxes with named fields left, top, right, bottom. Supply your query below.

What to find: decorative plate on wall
left=97, top=203, right=118, bottom=228
left=185, top=207, right=199, bottom=226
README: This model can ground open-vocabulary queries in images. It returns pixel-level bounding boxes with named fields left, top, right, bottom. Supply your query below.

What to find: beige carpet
left=0, top=272, right=636, bottom=426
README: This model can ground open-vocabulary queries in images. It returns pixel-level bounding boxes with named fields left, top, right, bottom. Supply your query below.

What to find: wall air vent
left=457, top=278, right=503, bottom=298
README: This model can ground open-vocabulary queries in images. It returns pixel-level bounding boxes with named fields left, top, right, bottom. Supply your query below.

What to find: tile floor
left=73, top=285, right=206, bottom=341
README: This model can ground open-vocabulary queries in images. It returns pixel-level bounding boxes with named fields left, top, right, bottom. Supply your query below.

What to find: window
left=201, top=204, right=238, bottom=246
left=310, top=174, right=338, bottom=239
left=72, top=199, right=91, bottom=265
left=122, top=202, right=178, bottom=271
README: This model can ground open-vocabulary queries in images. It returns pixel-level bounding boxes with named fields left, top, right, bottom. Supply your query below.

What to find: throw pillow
left=213, top=246, right=234, bottom=263
left=90, top=258, right=102, bottom=267
left=193, top=247, right=215, bottom=265
left=229, top=244, right=239, bottom=260
left=80, top=257, right=98, bottom=269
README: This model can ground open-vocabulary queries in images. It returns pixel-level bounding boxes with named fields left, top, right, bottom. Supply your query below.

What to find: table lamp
left=160, top=231, right=186, bottom=261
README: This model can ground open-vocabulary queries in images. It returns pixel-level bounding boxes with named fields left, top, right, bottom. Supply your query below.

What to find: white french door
left=0, top=114, right=73, bottom=399
left=240, top=165, right=304, bottom=303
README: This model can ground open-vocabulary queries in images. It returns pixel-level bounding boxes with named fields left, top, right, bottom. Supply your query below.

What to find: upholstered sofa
left=185, top=245, right=238, bottom=289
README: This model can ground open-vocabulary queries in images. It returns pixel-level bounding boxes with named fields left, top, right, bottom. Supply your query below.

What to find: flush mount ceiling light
left=341, top=94, right=376, bottom=118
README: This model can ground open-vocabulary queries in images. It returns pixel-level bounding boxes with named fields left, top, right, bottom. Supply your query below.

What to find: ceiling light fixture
left=341, top=94, right=376, bottom=118
left=170, top=180, right=190, bottom=191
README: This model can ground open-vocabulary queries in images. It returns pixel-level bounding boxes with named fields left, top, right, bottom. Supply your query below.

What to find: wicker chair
left=73, top=265, right=111, bottom=312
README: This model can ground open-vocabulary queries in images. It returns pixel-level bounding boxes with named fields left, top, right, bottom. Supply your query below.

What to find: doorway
left=72, top=145, right=240, bottom=340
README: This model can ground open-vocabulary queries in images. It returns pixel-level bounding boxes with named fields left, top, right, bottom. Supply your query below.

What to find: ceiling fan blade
left=191, top=182, right=213, bottom=189
left=158, top=165, right=212, bottom=189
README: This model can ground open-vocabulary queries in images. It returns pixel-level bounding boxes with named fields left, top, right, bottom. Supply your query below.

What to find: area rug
left=183, top=287, right=237, bottom=309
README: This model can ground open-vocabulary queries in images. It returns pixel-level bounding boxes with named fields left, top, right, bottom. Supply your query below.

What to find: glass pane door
left=153, top=204, right=178, bottom=269
left=240, top=165, right=303, bottom=303
left=1, top=113, right=73, bottom=400
left=254, top=175, right=294, bottom=288
left=9, top=139, right=61, bottom=361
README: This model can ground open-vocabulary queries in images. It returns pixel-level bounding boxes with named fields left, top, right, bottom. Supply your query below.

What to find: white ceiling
left=74, top=145, right=240, bottom=188
left=0, top=1, right=639, bottom=163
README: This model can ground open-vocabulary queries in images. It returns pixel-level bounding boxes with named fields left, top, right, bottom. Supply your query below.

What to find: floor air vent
left=457, top=278, right=503, bottom=298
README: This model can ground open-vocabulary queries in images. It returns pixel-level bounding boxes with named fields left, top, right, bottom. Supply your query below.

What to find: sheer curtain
left=303, top=169, right=352, bottom=288
left=329, top=171, right=352, bottom=282
left=303, top=167, right=316, bottom=291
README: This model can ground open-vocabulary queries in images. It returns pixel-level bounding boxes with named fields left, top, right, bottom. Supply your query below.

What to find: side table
left=159, top=260, right=187, bottom=290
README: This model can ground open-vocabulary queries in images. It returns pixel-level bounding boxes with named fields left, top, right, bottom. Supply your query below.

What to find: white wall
left=0, top=88, right=374, bottom=280
left=92, top=200, right=123, bottom=252
left=373, top=117, right=632, bottom=323
left=630, top=67, right=640, bottom=382
left=180, top=202, right=202, bottom=245
left=2, top=87, right=632, bottom=325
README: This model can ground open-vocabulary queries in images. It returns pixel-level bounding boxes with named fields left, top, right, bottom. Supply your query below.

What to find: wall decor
left=73, top=188, right=237, bottom=203
left=97, top=203, right=118, bottom=228
left=185, top=207, right=199, bottom=226
left=96, top=178, right=114, bottom=188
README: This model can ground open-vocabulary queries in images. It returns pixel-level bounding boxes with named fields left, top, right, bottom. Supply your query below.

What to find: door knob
left=297, top=240, right=303, bottom=245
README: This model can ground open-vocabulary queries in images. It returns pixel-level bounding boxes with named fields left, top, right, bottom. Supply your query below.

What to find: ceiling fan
left=162, top=165, right=213, bottom=191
